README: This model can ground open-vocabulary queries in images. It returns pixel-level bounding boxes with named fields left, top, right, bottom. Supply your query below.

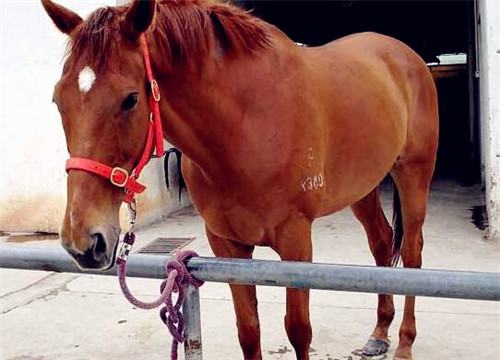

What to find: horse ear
left=122, top=0, right=156, bottom=41
left=41, top=0, right=83, bottom=35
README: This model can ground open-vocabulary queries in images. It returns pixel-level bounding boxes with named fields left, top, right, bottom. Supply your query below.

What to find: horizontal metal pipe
left=1, top=245, right=499, bottom=301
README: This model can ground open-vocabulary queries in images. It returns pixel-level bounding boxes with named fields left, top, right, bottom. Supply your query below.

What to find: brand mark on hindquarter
left=301, top=173, right=324, bottom=192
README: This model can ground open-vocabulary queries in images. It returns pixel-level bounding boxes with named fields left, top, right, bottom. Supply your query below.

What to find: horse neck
left=150, top=40, right=282, bottom=183
left=154, top=68, right=227, bottom=181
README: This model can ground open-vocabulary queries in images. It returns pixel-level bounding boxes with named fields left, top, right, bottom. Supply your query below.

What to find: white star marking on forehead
left=78, top=66, right=96, bottom=93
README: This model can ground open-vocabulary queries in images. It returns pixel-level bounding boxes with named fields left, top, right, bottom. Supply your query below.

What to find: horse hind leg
left=390, top=157, right=435, bottom=360
left=351, top=186, right=396, bottom=356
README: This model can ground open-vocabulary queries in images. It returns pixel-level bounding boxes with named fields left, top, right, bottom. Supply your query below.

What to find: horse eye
left=122, top=92, right=139, bottom=111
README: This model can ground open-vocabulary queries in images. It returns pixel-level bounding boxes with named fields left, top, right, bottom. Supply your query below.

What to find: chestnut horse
left=42, top=1, right=438, bottom=359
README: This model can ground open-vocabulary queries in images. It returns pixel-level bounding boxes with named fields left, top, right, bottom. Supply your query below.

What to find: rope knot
left=174, top=250, right=205, bottom=288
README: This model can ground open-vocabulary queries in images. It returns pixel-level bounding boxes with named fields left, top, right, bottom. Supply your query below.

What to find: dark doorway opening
left=238, top=1, right=481, bottom=184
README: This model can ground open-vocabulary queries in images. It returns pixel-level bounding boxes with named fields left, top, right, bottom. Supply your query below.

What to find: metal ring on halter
left=151, top=79, right=161, bottom=102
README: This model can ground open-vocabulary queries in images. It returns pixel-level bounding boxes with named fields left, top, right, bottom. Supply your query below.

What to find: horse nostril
left=91, top=232, right=107, bottom=260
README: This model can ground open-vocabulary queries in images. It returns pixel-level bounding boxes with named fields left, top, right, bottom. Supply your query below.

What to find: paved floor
left=1, top=180, right=499, bottom=360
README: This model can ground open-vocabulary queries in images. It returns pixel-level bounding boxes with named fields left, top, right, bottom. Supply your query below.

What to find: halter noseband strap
left=65, top=34, right=164, bottom=204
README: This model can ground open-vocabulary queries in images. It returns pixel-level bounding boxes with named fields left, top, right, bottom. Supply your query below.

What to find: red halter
left=65, top=34, right=164, bottom=204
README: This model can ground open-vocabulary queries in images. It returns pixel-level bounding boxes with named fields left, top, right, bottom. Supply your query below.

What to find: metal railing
left=1, top=244, right=499, bottom=359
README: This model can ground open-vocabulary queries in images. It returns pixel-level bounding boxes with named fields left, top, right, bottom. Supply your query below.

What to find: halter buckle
left=110, top=167, right=129, bottom=188
left=151, top=79, right=161, bottom=102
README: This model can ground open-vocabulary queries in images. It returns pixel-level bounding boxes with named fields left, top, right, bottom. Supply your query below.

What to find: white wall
left=479, top=0, right=500, bottom=240
left=0, top=1, right=187, bottom=233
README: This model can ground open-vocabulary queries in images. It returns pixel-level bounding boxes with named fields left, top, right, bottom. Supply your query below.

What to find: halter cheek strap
left=141, top=35, right=164, bottom=157
left=65, top=34, right=164, bottom=204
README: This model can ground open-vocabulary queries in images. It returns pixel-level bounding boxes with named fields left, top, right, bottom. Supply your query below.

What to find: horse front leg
left=273, top=213, right=313, bottom=360
left=205, top=227, right=262, bottom=360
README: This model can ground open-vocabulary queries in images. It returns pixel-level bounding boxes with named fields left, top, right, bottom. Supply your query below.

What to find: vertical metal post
left=183, top=286, right=203, bottom=360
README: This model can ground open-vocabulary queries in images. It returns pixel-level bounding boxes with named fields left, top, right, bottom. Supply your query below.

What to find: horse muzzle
left=61, top=227, right=120, bottom=270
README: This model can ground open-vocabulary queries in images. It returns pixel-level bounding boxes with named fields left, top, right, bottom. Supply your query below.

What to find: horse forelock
left=66, top=6, right=125, bottom=73
left=65, top=1, right=272, bottom=73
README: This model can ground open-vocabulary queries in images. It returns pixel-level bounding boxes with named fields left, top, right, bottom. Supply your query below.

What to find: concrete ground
left=1, top=180, right=499, bottom=360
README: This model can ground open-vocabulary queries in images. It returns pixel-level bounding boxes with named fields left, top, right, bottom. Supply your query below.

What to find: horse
left=42, top=1, right=438, bottom=359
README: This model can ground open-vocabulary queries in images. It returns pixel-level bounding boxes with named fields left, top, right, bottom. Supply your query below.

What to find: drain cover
left=137, top=237, right=195, bottom=255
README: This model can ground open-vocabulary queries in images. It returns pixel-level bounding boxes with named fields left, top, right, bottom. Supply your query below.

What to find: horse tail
left=391, top=181, right=404, bottom=266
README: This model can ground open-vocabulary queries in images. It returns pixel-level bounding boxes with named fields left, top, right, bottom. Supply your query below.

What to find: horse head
left=42, top=0, right=157, bottom=269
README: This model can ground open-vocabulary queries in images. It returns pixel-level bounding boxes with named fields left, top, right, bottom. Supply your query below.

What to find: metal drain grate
left=137, top=237, right=195, bottom=255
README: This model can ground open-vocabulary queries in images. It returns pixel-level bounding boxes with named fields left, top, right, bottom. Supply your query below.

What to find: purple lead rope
left=116, top=229, right=204, bottom=360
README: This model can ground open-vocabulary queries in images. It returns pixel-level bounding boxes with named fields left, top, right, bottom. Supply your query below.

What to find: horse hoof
left=362, top=336, right=390, bottom=356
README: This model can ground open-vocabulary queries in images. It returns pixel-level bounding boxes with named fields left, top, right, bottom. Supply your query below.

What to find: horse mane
left=67, top=1, right=272, bottom=72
